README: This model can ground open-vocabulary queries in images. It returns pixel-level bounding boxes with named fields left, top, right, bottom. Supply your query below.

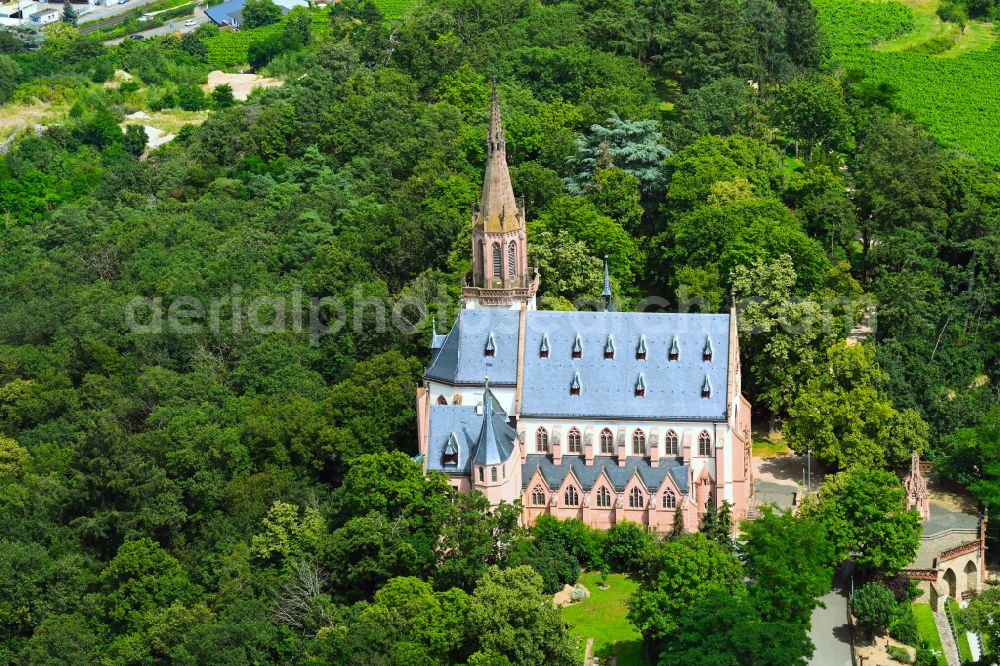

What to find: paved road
left=74, top=0, right=159, bottom=26
left=809, top=574, right=853, bottom=666
left=105, top=7, right=208, bottom=44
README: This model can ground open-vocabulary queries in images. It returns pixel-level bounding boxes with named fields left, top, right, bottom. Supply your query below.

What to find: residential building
left=204, top=0, right=306, bottom=28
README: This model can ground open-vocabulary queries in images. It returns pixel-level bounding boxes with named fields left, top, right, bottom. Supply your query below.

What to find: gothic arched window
left=663, top=490, right=677, bottom=509
left=507, top=242, right=516, bottom=278
left=600, top=428, right=615, bottom=454
left=596, top=487, right=611, bottom=507
left=437, top=395, right=448, bottom=405
left=699, top=431, right=712, bottom=456
left=564, top=486, right=580, bottom=506
left=629, top=487, right=644, bottom=508
left=664, top=430, right=678, bottom=455
left=492, top=242, right=502, bottom=278
left=531, top=485, right=546, bottom=506
left=567, top=428, right=582, bottom=453
left=536, top=427, right=549, bottom=452
left=632, top=429, right=646, bottom=455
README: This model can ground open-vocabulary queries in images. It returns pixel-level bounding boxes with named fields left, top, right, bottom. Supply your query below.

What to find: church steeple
left=476, top=81, right=522, bottom=233
left=462, top=82, right=538, bottom=311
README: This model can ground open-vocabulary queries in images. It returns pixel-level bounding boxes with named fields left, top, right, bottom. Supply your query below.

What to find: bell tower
left=462, top=83, right=539, bottom=310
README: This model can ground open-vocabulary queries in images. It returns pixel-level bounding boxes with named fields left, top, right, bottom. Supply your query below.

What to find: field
left=814, top=0, right=1000, bottom=165
left=912, top=603, right=948, bottom=666
left=561, top=572, right=648, bottom=666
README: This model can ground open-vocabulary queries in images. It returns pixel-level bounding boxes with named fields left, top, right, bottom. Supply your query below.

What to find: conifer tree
left=62, top=0, right=78, bottom=27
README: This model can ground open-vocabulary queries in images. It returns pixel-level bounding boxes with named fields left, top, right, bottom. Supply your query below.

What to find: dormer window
left=702, top=375, right=712, bottom=398
left=540, top=334, right=550, bottom=358
left=636, top=335, right=647, bottom=360
left=572, top=333, right=583, bottom=359
left=442, top=433, right=459, bottom=466
left=604, top=334, right=615, bottom=359
left=570, top=371, right=582, bottom=396
left=703, top=336, right=713, bottom=362
left=635, top=373, right=646, bottom=397
left=484, top=332, right=496, bottom=357
left=669, top=335, right=680, bottom=361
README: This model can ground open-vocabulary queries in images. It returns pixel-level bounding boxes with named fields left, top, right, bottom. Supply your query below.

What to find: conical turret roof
left=471, top=386, right=516, bottom=466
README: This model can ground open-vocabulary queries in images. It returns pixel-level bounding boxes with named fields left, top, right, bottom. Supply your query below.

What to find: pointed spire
left=476, top=82, right=520, bottom=233
left=602, top=256, right=614, bottom=312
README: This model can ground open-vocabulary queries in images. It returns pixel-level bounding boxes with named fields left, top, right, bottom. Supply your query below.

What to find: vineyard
left=814, top=0, right=1000, bottom=165
left=372, top=0, right=418, bottom=20
left=205, top=24, right=284, bottom=68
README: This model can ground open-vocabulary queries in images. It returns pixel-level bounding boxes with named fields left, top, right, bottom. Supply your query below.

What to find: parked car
left=129, top=33, right=144, bottom=39
left=137, top=14, right=152, bottom=21
left=182, top=19, right=196, bottom=26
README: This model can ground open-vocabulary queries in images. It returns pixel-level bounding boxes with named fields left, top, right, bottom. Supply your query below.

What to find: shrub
left=506, top=538, right=579, bottom=595
left=211, top=84, right=235, bottom=109
left=890, top=603, right=921, bottom=646
left=913, top=647, right=937, bottom=666
left=852, top=582, right=897, bottom=638
left=91, top=60, right=114, bottom=84
left=887, top=645, right=911, bottom=663
left=532, top=516, right=605, bottom=569
left=177, top=84, right=206, bottom=112
left=602, top=520, right=653, bottom=573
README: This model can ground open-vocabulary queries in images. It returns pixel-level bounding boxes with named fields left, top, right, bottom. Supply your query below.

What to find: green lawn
left=562, top=572, right=649, bottom=666
left=947, top=598, right=974, bottom=663
left=752, top=426, right=791, bottom=458
left=912, top=603, right=948, bottom=666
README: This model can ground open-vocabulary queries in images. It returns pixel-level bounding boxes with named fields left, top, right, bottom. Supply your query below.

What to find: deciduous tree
left=799, top=467, right=922, bottom=575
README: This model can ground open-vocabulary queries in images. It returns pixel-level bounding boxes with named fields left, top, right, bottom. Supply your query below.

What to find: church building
left=415, top=87, right=754, bottom=532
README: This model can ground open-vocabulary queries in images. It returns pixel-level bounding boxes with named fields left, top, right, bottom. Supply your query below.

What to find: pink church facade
left=415, top=86, right=753, bottom=534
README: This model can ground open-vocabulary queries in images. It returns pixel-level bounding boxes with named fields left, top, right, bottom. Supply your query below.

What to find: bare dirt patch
left=204, top=70, right=283, bottom=101
left=553, top=582, right=590, bottom=607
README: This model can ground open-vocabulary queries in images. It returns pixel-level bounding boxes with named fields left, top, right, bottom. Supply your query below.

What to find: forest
left=0, top=0, right=998, bottom=663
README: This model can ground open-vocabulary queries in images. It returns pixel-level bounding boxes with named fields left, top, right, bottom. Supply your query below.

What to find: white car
left=183, top=19, right=197, bottom=26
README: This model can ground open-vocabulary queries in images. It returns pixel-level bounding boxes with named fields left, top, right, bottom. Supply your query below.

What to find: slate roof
left=205, top=0, right=304, bottom=24
left=522, top=454, right=689, bottom=494
left=426, top=309, right=731, bottom=420
left=472, top=389, right=516, bottom=465
left=425, top=309, right=520, bottom=386
left=204, top=0, right=244, bottom=24
left=426, top=398, right=517, bottom=474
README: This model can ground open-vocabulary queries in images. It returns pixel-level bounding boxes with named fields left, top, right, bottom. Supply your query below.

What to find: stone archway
left=943, top=568, right=958, bottom=600
left=964, top=559, right=979, bottom=594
